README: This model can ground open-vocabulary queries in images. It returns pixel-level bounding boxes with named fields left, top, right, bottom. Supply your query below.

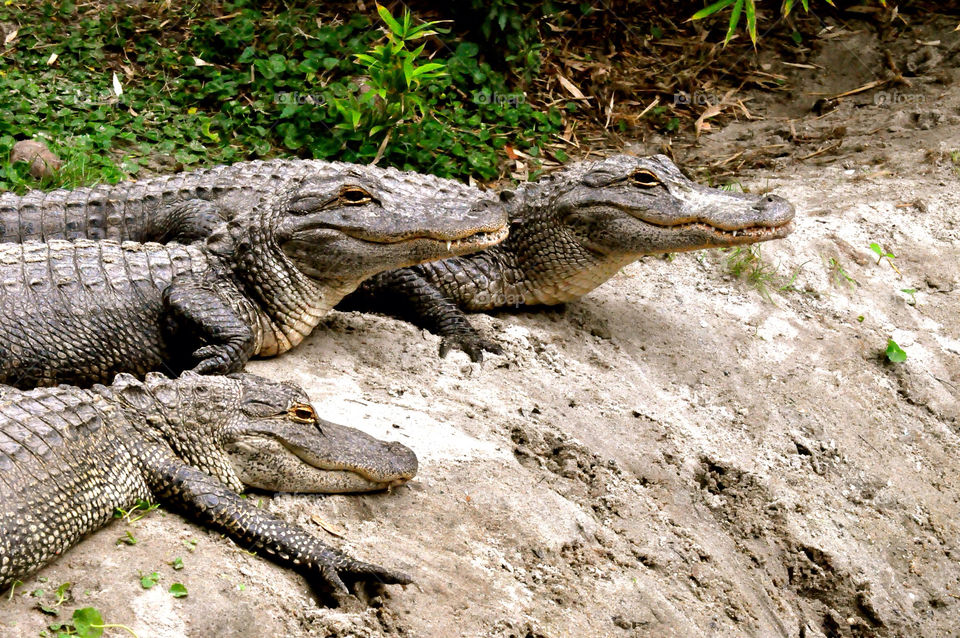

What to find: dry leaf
left=112, top=72, right=123, bottom=97
left=311, top=514, right=346, bottom=538
left=193, top=56, right=212, bottom=67
left=694, top=104, right=723, bottom=137
left=3, top=28, right=17, bottom=46
left=556, top=74, right=589, bottom=101
left=45, top=52, right=58, bottom=66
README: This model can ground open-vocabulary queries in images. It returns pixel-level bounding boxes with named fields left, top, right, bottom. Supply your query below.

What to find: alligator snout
left=753, top=193, right=795, bottom=226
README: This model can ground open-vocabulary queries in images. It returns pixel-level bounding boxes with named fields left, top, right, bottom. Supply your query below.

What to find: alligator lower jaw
left=687, top=221, right=794, bottom=245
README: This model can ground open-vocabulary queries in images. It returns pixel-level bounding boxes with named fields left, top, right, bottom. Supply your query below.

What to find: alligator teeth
left=732, top=230, right=738, bottom=237
left=446, top=241, right=452, bottom=251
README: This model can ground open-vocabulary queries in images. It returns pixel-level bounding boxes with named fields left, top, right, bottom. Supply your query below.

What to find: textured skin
left=0, top=372, right=412, bottom=595
left=0, top=169, right=507, bottom=387
left=0, top=158, right=501, bottom=244
left=342, top=154, right=797, bottom=361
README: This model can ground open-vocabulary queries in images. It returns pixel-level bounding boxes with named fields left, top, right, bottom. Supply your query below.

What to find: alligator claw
left=438, top=334, right=503, bottom=363
left=191, top=345, right=244, bottom=375
left=316, top=552, right=412, bottom=595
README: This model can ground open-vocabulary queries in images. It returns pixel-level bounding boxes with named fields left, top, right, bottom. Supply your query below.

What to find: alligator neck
left=491, top=186, right=636, bottom=306
left=212, top=237, right=329, bottom=357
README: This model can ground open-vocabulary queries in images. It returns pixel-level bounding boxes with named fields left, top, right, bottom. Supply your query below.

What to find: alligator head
left=206, top=164, right=509, bottom=353
left=518, top=154, right=794, bottom=256
left=273, top=164, right=507, bottom=291
left=223, top=374, right=418, bottom=493
left=494, top=154, right=795, bottom=305
left=110, top=372, right=417, bottom=494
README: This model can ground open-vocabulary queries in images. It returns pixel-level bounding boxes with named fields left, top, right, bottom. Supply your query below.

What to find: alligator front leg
left=152, top=462, right=411, bottom=595
left=162, top=279, right=257, bottom=374
left=346, top=270, right=503, bottom=362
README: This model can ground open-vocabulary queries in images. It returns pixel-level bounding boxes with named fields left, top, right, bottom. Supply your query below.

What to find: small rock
left=10, top=140, right=62, bottom=180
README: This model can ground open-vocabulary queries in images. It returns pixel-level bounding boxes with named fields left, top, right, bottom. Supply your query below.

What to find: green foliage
left=114, top=499, right=159, bottom=523
left=0, top=1, right=563, bottom=190
left=690, top=0, right=887, bottom=45
left=169, top=583, right=188, bottom=598
left=885, top=338, right=907, bottom=363
left=116, top=531, right=137, bottom=546
left=35, top=582, right=72, bottom=616
left=869, top=242, right=894, bottom=263
left=139, top=572, right=160, bottom=589
left=722, top=245, right=780, bottom=302
left=45, top=607, right=103, bottom=638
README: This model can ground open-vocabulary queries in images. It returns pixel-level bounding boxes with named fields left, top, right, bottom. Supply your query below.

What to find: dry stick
left=799, top=141, right=842, bottom=161
left=827, top=79, right=890, bottom=100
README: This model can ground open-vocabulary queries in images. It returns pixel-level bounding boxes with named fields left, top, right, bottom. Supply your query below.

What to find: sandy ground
left=3, top=15, right=960, bottom=638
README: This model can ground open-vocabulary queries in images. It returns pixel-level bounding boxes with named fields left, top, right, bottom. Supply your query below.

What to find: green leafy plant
left=885, top=338, right=907, bottom=363
left=900, top=287, right=917, bottom=305
left=114, top=499, right=159, bottom=523
left=139, top=572, right=160, bottom=589
left=331, top=5, right=447, bottom=142
left=170, top=557, right=184, bottom=571
left=169, top=583, right=188, bottom=598
left=35, top=582, right=72, bottom=616
left=690, top=0, right=885, bottom=45
left=0, top=2, right=563, bottom=188
left=48, top=607, right=139, bottom=638
left=869, top=242, right=894, bottom=264
left=117, top=531, right=137, bottom=546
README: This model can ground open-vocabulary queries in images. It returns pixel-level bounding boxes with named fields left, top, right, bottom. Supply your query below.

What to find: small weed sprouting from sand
left=719, top=245, right=800, bottom=303
left=826, top=256, right=858, bottom=290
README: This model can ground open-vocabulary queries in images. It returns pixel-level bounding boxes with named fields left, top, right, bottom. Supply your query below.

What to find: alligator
left=340, top=154, right=796, bottom=360
left=0, top=158, right=499, bottom=245
left=0, top=170, right=506, bottom=388
left=0, top=371, right=415, bottom=595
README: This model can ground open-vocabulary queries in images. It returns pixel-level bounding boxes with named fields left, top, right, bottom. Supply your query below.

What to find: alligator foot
left=439, top=332, right=503, bottom=363
left=314, top=547, right=413, bottom=594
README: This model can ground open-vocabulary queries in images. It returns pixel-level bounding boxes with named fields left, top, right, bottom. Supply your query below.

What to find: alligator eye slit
left=630, top=171, right=661, bottom=188
left=339, top=186, right=373, bottom=205
left=288, top=404, right=318, bottom=423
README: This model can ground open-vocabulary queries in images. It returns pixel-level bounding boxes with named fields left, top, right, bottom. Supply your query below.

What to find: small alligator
left=0, top=171, right=506, bottom=388
left=341, top=154, right=796, bottom=360
left=0, top=371, right=416, bottom=595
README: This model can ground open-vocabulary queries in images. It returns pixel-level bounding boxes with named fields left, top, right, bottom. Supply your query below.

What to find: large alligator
left=0, top=158, right=498, bottom=245
left=0, top=371, right=415, bottom=595
left=342, top=154, right=796, bottom=359
left=0, top=171, right=506, bottom=388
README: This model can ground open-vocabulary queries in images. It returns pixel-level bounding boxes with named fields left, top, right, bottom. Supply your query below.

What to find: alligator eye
left=630, top=170, right=661, bottom=188
left=287, top=403, right=318, bottom=423
left=338, top=186, right=374, bottom=205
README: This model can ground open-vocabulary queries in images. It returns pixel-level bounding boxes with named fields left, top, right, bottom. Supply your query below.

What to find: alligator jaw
left=650, top=219, right=794, bottom=251
left=351, top=224, right=510, bottom=254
